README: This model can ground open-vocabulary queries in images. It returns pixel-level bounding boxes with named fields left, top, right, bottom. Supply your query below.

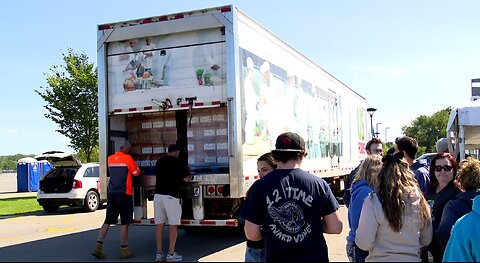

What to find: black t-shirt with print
left=240, top=168, right=339, bottom=262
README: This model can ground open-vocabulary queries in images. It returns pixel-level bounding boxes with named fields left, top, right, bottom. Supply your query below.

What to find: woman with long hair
left=346, top=155, right=382, bottom=262
left=355, top=152, right=432, bottom=261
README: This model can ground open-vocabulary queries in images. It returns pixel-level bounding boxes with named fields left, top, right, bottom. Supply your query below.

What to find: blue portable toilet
left=39, top=160, right=53, bottom=178
left=17, top=157, right=41, bottom=192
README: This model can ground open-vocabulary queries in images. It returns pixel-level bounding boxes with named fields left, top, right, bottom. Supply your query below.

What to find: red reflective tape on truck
left=97, top=6, right=231, bottom=30
left=181, top=219, right=238, bottom=227
left=132, top=219, right=155, bottom=225
left=220, top=7, right=232, bottom=12
left=98, top=25, right=111, bottom=30
left=111, top=101, right=224, bottom=114
left=132, top=219, right=238, bottom=227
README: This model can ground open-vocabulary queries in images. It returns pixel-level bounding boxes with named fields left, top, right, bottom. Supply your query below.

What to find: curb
left=0, top=192, right=37, bottom=200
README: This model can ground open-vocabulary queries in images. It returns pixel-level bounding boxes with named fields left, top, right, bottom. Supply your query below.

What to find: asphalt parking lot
left=0, top=173, right=349, bottom=262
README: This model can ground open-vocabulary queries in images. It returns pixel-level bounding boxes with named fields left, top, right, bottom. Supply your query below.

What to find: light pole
left=375, top=122, right=382, bottom=138
left=385, top=127, right=390, bottom=144
left=367, top=108, right=377, bottom=139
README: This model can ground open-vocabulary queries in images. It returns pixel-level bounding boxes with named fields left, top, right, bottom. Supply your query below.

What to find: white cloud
left=350, top=65, right=405, bottom=77
left=7, top=129, right=18, bottom=134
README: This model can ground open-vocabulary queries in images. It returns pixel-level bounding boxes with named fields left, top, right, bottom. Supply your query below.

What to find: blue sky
left=1, top=1, right=479, bottom=155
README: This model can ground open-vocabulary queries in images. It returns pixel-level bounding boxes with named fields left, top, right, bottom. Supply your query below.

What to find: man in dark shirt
left=154, top=144, right=190, bottom=262
left=395, top=136, right=430, bottom=195
left=240, top=132, right=343, bottom=262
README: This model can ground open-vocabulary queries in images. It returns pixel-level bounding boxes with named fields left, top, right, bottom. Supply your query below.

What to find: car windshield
left=418, top=154, right=435, bottom=167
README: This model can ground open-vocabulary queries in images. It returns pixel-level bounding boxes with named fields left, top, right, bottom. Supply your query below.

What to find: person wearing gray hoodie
left=356, top=152, right=433, bottom=262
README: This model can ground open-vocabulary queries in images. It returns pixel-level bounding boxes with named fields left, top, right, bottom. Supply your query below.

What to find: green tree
left=35, top=49, right=98, bottom=162
left=0, top=154, right=35, bottom=171
left=77, top=145, right=99, bottom=163
left=401, top=107, right=451, bottom=152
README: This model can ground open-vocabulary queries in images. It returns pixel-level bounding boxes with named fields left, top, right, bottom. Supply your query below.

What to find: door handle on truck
left=227, top=97, right=234, bottom=158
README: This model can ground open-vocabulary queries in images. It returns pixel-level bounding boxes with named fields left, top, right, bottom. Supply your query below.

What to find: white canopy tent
left=446, top=100, right=480, bottom=160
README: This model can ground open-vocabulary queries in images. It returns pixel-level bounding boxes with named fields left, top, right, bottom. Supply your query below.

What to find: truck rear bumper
left=131, top=218, right=238, bottom=227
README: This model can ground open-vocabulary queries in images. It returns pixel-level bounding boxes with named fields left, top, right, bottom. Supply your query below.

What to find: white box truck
left=97, top=5, right=369, bottom=227
left=446, top=100, right=480, bottom=160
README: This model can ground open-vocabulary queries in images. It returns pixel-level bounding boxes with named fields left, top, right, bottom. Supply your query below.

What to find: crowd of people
left=242, top=133, right=480, bottom=262
left=344, top=136, right=480, bottom=262
left=89, top=133, right=480, bottom=262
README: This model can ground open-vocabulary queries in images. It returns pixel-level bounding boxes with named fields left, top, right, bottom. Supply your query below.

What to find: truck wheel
left=42, top=204, right=59, bottom=213
left=83, top=190, right=100, bottom=212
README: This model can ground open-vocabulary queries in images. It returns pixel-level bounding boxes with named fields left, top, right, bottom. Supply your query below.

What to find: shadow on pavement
left=1, top=205, right=107, bottom=220
left=0, top=224, right=245, bottom=262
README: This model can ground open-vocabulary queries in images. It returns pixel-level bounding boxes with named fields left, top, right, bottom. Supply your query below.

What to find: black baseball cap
left=273, top=132, right=305, bottom=152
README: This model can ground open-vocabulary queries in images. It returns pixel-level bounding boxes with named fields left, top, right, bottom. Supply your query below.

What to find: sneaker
left=165, top=252, right=183, bottom=262
left=155, top=252, right=165, bottom=262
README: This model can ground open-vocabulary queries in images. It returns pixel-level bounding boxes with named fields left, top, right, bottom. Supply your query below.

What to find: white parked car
left=35, top=151, right=105, bottom=213
left=416, top=152, right=436, bottom=167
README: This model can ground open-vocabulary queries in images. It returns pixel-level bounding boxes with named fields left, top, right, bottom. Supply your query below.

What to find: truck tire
left=83, top=190, right=100, bottom=212
left=42, top=204, right=59, bottom=213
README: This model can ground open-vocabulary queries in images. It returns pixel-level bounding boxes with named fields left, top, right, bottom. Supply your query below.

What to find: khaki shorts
left=154, top=194, right=182, bottom=225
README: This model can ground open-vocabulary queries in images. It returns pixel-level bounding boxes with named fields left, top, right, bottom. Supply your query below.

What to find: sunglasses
left=434, top=165, right=453, bottom=172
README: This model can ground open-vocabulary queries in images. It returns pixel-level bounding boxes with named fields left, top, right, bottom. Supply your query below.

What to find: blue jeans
left=245, top=247, right=266, bottom=262
left=346, top=240, right=368, bottom=262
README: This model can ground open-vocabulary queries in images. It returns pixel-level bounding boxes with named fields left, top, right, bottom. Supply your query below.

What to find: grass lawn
left=0, top=197, right=43, bottom=217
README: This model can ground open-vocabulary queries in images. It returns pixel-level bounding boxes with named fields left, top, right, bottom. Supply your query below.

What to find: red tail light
left=207, top=185, right=216, bottom=195
left=73, top=180, right=83, bottom=189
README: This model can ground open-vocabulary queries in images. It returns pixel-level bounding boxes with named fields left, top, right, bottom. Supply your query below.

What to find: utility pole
left=375, top=122, right=382, bottom=138
left=385, top=127, right=390, bottom=144
left=367, top=108, right=377, bottom=139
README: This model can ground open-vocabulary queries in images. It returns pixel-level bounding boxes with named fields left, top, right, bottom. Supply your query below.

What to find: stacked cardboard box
left=127, top=112, right=177, bottom=175
left=187, top=108, right=228, bottom=167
